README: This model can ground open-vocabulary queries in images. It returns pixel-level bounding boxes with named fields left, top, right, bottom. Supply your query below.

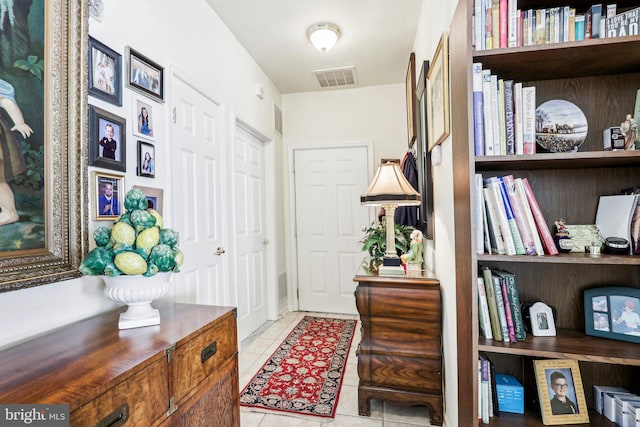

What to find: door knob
left=215, top=247, right=226, bottom=256
left=262, top=238, right=269, bottom=245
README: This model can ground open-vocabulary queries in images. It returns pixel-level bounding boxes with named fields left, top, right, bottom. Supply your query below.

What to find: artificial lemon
left=136, top=226, right=160, bottom=250
left=111, top=222, right=136, bottom=245
left=114, top=251, right=148, bottom=275
left=148, top=209, right=163, bottom=228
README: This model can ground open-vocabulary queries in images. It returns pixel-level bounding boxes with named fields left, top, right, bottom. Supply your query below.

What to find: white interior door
left=233, top=124, right=268, bottom=341
left=170, top=75, right=228, bottom=306
left=294, top=145, right=370, bottom=314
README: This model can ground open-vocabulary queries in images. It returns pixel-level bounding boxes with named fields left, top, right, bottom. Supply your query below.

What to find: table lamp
left=361, top=159, right=421, bottom=276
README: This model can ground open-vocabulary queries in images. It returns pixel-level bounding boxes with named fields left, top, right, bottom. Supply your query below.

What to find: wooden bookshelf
left=450, top=0, right=640, bottom=425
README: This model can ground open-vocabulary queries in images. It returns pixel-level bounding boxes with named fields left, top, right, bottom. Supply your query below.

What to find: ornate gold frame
left=0, top=0, right=88, bottom=292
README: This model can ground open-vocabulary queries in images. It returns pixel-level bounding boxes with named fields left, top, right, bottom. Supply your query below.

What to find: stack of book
left=477, top=266, right=526, bottom=343
left=478, top=353, right=499, bottom=424
left=475, top=174, right=558, bottom=257
left=472, top=63, right=536, bottom=156
left=473, top=2, right=621, bottom=51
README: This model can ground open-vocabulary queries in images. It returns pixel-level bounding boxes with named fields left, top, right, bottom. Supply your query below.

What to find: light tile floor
left=238, top=311, right=433, bottom=427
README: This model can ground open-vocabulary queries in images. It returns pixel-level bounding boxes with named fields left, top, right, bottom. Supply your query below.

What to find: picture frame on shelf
left=426, top=32, right=450, bottom=151
left=529, top=301, right=557, bottom=337
left=137, top=141, right=155, bottom=178
left=88, top=105, right=126, bottom=172
left=415, top=59, right=434, bottom=240
left=126, top=47, right=164, bottom=102
left=88, top=36, right=122, bottom=106
left=584, top=286, right=640, bottom=344
left=93, top=171, right=124, bottom=221
left=533, top=359, right=590, bottom=425
left=132, top=185, right=163, bottom=215
left=132, top=98, right=155, bottom=140
left=405, top=51, right=417, bottom=148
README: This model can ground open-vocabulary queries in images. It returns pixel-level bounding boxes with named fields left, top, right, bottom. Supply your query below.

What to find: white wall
left=412, top=1, right=460, bottom=426
left=0, top=0, right=284, bottom=350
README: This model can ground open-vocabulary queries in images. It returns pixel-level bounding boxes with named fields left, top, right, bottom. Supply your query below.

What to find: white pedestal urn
left=102, top=272, right=172, bottom=330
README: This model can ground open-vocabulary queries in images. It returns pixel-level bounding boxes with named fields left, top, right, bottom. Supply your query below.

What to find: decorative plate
left=535, top=99, right=588, bottom=152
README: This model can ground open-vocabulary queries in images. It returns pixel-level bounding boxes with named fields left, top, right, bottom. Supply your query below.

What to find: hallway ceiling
left=205, top=0, right=423, bottom=94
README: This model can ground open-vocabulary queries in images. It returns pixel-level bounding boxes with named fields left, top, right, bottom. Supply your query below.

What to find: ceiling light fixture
left=307, top=22, right=341, bottom=53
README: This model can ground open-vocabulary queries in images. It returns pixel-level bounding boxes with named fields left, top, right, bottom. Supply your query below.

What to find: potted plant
left=360, top=219, right=414, bottom=273
left=79, top=188, right=183, bottom=329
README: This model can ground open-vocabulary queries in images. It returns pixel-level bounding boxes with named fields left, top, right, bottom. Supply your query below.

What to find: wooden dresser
left=354, top=270, right=443, bottom=425
left=0, top=302, right=240, bottom=427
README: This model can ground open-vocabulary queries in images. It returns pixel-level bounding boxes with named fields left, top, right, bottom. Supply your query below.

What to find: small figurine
left=620, top=114, right=638, bottom=150
left=401, top=229, right=424, bottom=271
left=554, top=218, right=573, bottom=253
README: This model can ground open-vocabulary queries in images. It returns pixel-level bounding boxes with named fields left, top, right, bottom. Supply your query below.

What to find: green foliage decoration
left=359, top=219, right=413, bottom=272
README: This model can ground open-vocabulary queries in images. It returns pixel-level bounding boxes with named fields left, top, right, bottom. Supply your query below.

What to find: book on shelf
left=503, top=80, right=515, bottom=155
left=480, top=357, right=490, bottom=423
left=521, top=85, right=536, bottom=154
left=475, top=174, right=486, bottom=254
left=497, top=273, right=517, bottom=342
left=568, top=8, right=576, bottom=41
left=481, top=185, right=493, bottom=255
left=497, top=79, right=507, bottom=155
left=513, top=82, right=524, bottom=155
left=485, top=0, right=493, bottom=49
left=585, top=3, right=603, bottom=39
left=473, top=63, right=485, bottom=156
left=481, top=266, right=503, bottom=341
left=507, top=0, right=517, bottom=47
left=484, top=177, right=517, bottom=255
left=491, top=0, right=500, bottom=49
left=481, top=69, right=495, bottom=156
left=575, top=14, right=586, bottom=40
left=493, top=269, right=526, bottom=340
left=521, top=177, right=559, bottom=255
left=483, top=187, right=506, bottom=254
left=605, top=5, right=640, bottom=38
left=497, top=176, right=526, bottom=255
left=490, top=74, right=501, bottom=156
left=479, top=352, right=499, bottom=420
left=491, top=273, right=510, bottom=341
left=501, top=175, right=537, bottom=255
left=477, top=276, right=493, bottom=339
left=595, top=194, right=639, bottom=255
left=514, top=177, right=545, bottom=255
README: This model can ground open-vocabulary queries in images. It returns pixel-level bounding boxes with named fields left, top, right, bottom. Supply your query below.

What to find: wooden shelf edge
left=484, top=408, right=613, bottom=427
left=479, top=329, right=640, bottom=366
left=477, top=253, right=640, bottom=265
left=475, top=150, right=640, bottom=171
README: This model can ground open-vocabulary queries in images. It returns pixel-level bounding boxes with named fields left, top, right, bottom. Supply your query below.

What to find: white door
left=294, top=145, right=371, bottom=314
left=170, top=75, right=228, bottom=306
left=233, top=124, right=269, bottom=341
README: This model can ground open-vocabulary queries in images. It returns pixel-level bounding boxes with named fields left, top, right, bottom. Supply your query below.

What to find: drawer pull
left=201, top=341, right=217, bottom=363
left=95, top=403, right=129, bottom=427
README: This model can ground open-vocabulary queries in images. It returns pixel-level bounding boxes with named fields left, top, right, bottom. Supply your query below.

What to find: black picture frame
left=584, top=286, right=640, bottom=344
left=137, top=140, right=155, bottom=178
left=415, top=59, right=434, bottom=240
left=88, top=36, right=122, bottom=106
left=126, top=46, right=164, bottom=102
left=88, top=105, right=127, bottom=172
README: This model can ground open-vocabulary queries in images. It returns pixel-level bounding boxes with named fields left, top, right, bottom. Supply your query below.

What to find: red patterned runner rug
left=239, top=316, right=357, bottom=418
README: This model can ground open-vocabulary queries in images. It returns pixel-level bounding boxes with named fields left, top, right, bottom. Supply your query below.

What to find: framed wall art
left=88, top=36, right=122, bottom=106
left=93, top=172, right=124, bottom=220
left=126, top=47, right=164, bottom=102
left=426, top=32, right=450, bottom=151
left=0, top=0, right=87, bottom=292
left=88, top=105, right=127, bottom=172
left=137, top=141, right=155, bottom=178
left=584, top=286, right=640, bottom=344
left=132, top=98, right=155, bottom=140
left=533, top=359, right=590, bottom=425
left=406, top=51, right=417, bottom=148
left=415, top=59, right=434, bottom=240
left=133, top=185, right=163, bottom=215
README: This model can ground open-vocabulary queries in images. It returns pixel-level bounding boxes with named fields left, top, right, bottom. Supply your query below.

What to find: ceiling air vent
left=313, top=66, right=357, bottom=88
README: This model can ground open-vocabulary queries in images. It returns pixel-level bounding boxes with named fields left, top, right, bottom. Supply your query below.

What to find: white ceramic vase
left=102, top=272, right=172, bottom=330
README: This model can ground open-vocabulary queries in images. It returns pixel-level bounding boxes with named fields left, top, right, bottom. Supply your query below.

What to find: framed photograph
left=88, top=36, right=122, bottom=106
left=0, top=0, right=87, bottom=292
left=132, top=98, right=155, bottom=140
left=93, top=172, right=124, bottom=221
left=415, top=59, right=434, bottom=240
left=406, top=51, right=417, bottom=147
left=530, top=301, right=557, bottom=336
left=585, top=286, right=640, bottom=344
left=133, top=185, right=164, bottom=215
left=89, top=105, right=126, bottom=172
left=426, top=32, right=450, bottom=151
left=126, top=47, right=164, bottom=102
left=533, top=359, right=590, bottom=425
left=137, top=141, right=155, bottom=178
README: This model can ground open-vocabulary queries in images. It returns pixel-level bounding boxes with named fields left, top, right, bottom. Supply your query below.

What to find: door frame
left=228, top=116, right=279, bottom=322
left=287, top=140, right=374, bottom=312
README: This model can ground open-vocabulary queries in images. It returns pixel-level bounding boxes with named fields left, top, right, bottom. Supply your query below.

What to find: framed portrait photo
left=133, top=185, right=164, bottom=215
left=89, top=105, right=126, bottom=172
left=137, top=141, right=155, bottom=178
left=126, top=47, right=164, bottom=102
left=88, top=36, right=122, bottom=106
left=533, top=359, right=589, bottom=425
left=584, top=286, right=640, bottom=344
left=93, top=172, right=124, bottom=221
left=405, top=51, right=417, bottom=148
left=530, top=301, right=557, bottom=337
left=426, top=32, right=450, bottom=151
left=132, top=98, right=155, bottom=140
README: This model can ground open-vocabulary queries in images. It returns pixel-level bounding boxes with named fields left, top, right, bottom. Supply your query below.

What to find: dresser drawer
left=171, top=311, right=237, bottom=403
left=71, top=358, right=169, bottom=427
left=356, top=285, right=440, bottom=320
left=358, top=354, right=442, bottom=394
